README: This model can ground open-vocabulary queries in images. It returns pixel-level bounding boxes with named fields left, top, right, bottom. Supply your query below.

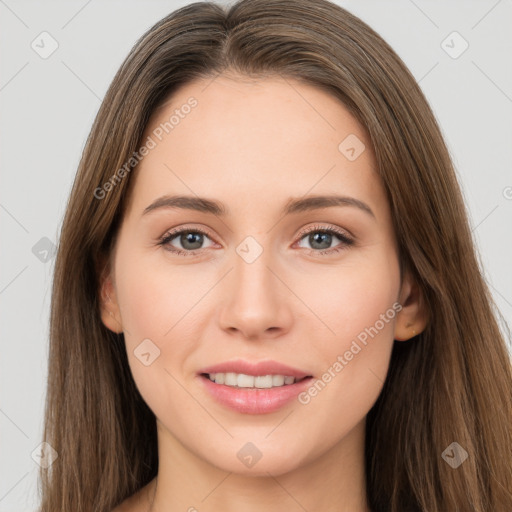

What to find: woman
left=39, top=0, right=512, bottom=511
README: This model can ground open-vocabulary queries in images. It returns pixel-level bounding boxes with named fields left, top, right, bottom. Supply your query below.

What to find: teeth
left=225, top=372, right=238, bottom=386
left=207, top=372, right=298, bottom=388
left=272, top=375, right=285, bottom=386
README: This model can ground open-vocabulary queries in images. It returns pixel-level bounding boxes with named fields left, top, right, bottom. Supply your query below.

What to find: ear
left=98, top=256, right=124, bottom=334
left=394, top=270, right=428, bottom=341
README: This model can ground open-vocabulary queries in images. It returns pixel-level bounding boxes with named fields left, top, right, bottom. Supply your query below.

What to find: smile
left=204, top=372, right=307, bottom=388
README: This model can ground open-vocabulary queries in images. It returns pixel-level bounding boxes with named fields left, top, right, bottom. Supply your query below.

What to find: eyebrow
left=142, top=194, right=375, bottom=218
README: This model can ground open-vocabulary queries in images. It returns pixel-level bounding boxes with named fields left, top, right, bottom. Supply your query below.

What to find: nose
left=217, top=241, right=293, bottom=341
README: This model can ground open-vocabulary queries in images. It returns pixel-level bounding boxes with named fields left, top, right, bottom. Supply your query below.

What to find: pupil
left=182, top=232, right=202, bottom=250
left=311, top=232, right=331, bottom=250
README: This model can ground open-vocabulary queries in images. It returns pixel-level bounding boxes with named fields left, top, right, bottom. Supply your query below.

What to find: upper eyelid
left=297, top=224, right=353, bottom=238
left=162, top=223, right=350, bottom=237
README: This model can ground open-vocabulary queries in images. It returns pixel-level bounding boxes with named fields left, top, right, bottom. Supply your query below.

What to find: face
left=100, top=73, right=423, bottom=476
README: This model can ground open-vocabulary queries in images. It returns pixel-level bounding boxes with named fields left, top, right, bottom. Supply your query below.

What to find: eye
left=157, top=226, right=216, bottom=256
left=295, top=224, right=354, bottom=256
left=157, top=224, right=354, bottom=257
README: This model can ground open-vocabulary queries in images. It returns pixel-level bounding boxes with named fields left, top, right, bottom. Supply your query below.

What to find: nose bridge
left=218, top=232, right=291, bottom=337
left=232, top=233, right=278, bottom=303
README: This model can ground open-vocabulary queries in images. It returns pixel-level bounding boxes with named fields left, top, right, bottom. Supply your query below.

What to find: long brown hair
left=39, top=0, right=512, bottom=510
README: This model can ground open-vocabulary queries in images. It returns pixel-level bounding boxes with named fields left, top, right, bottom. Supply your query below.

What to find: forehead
left=145, top=74, right=366, bottom=157
left=126, top=74, right=382, bottom=218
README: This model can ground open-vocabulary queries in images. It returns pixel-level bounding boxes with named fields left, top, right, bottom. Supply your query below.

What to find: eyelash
left=157, top=224, right=354, bottom=257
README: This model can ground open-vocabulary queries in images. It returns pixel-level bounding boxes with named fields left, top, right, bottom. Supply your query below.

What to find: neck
left=147, top=418, right=371, bottom=512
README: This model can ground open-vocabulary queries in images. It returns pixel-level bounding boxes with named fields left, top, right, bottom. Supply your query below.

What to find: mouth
left=197, top=359, right=314, bottom=414
left=197, top=362, right=314, bottom=414
left=200, top=372, right=312, bottom=389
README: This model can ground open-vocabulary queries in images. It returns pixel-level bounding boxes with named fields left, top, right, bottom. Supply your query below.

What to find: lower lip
left=199, top=374, right=314, bottom=414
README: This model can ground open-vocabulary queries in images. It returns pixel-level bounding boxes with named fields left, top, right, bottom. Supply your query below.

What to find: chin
left=201, top=438, right=311, bottom=477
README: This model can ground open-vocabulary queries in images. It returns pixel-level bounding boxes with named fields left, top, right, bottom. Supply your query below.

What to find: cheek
left=114, top=250, right=206, bottom=412
left=294, top=252, right=399, bottom=354
left=328, top=275, right=398, bottom=356
left=115, top=249, right=204, bottom=342
left=293, top=250, right=399, bottom=421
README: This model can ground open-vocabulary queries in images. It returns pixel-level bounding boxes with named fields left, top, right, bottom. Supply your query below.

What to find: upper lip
left=199, top=359, right=312, bottom=379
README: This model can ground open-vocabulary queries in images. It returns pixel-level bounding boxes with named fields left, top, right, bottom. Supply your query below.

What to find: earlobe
left=98, top=261, right=123, bottom=334
left=394, top=271, right=428, bottom=342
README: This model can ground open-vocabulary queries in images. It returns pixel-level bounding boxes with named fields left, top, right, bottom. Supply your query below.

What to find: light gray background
left=1, top=0, right=511, bottom=510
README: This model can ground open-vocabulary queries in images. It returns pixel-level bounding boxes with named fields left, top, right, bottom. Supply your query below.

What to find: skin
left=102, top=73, right=427, bottom=512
